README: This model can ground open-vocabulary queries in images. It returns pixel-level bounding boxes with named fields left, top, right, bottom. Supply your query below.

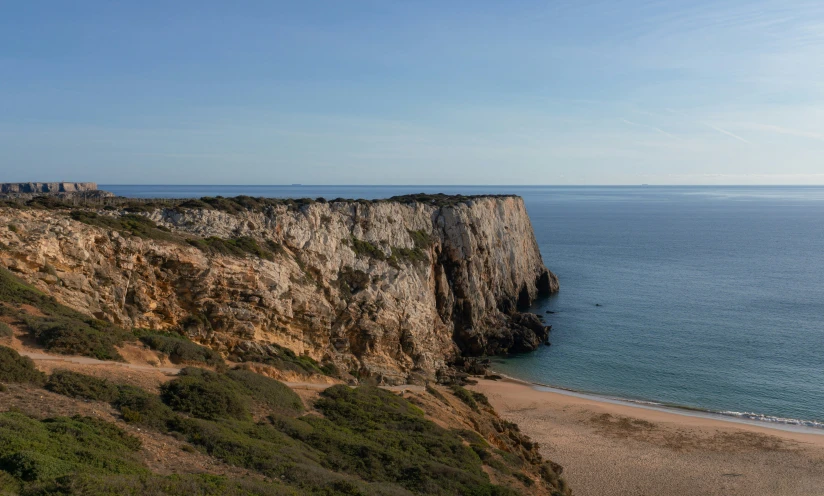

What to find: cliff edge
left=0, top=194, right=558, bottom=384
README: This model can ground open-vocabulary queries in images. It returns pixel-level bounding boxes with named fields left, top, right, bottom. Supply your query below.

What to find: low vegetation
left=1, top=359, right=567, bottom=495
left=45, top=370, right=120, bottom=402
left=230, top=343, right=336, bottom=378
left=349, top=236, right=387, bottom=260
left=0, top=346, right=46, bottom=385
left=69, top=211, right=177, bottom=243
left=0, top=322, right=12, bottom=338
left=186, top=236, right=274, bottom=261
left=135, top=330, right=224, bottom=368
left=3, top=192, right=512, bottom=215
left=161, top=368, right=252, bottom=421
left=0, top=267, right=132, bottom=361
left=0, top=412, right=144, bottom=484
left=450, top=385, right=480, bottom=412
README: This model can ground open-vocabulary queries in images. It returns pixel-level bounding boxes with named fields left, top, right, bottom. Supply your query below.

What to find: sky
left=1, top=1, right=823, bottom=185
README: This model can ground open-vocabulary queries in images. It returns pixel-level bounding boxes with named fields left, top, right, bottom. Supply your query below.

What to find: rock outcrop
left=0, top=195, right=558, bottom=384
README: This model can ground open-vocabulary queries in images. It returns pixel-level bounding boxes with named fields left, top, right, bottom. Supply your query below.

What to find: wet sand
left=471, top=378, right=824, bottom=496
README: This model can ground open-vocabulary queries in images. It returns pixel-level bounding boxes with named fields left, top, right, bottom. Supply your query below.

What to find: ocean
left=104, top=185, right=824, bottom=428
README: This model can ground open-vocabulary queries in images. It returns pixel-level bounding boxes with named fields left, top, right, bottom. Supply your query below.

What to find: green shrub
left=160, top=368, right=250, bottom=421
left=136, top=331, right=223, bottom=368
left=0, top=412, right=144, bottom=485
left=425, top=384, right=448, bottom=404
left=230, top=343, right=329, bottom=378
left=0, top=346, right=45, bottom=385
left=45, top=370, right=119, bottom=402
left=6, top=224, right=17, bottom=233
left=69, top=212, right=176, bottom=242
left=451, top=386, right=479, bottom=412
left=349, top=237, right=386, bottom=260
left=113, top=385, right=176, bottom=432
left=407, top=229, right=434, bottom=249
left=225, top=368, right=304, bottom=416
left=27, top=316, right=127, bottom=361
left=23, top=473, right=301, bottom=496
left=0, top=322, right=12, bottom=339
left=187, top=237, right=273, bottom=261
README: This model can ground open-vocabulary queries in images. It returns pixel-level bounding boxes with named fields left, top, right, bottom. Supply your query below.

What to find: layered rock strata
left=0, top=196, right=558, bottom=384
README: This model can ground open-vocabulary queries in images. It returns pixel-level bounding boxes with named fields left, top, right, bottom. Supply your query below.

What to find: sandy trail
left=20, top=349, right=424, bottom=393
left=471, top=378, right=824, bottom=496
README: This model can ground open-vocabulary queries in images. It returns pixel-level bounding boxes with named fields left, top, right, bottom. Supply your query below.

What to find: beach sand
left=471, top=378, right=824, bottom=496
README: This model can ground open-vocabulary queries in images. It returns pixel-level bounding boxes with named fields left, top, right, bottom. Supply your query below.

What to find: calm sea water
left=104, top=185, right=824, bottom=426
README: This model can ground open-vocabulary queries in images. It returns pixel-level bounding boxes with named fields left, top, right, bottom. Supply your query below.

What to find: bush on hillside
left=136, top=331, right=224, bottom=368
left=0, top=346, right=45, bottom=385
left=25, top=473, right=300, bottom=496
left=27, top=316, right=128, bottom=361
left=0, top=412, right=144, bottom=485
left=186, top=237, right=274, bottom=261
left=225, top=368, right=304, bottom=416
left=450, top=385, right=479, bottom=412
left=0, top=322, right=12, bottom=339
left=45, top=370, right=120, bottom=402
left=114, top=385, right=177, bottom=431
left=69, top=211, right=177, bottom=242
left=160, top=368, right=250, bottom=421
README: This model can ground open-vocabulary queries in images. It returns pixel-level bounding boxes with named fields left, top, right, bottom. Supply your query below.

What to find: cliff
left=0, top=195, right=558, bottom=384
left=0, top=182, right=99, bottom=194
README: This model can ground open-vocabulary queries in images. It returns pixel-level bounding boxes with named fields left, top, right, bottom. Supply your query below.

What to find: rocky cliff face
left=0, top=196, right=557, bottom=384
left=0, top=182, right=99, bottom=193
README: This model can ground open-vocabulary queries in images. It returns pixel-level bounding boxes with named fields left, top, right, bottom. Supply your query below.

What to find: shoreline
left=471, top=377, right=824, bottom=496
left=490, top=372, right=824, bottom=436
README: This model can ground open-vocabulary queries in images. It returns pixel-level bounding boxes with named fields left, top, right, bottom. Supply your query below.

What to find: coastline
left=490, top=372, right=824, bottom=435
left=471, top=377, right=824, bottom=496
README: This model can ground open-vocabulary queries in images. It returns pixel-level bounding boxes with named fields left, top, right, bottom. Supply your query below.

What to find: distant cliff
left=0, top=195, right=558, bottom=384
left=0, top=182, right=99, bottom=193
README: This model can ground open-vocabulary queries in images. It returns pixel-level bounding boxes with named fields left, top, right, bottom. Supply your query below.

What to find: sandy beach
left=471, top=378, right=824, bottom=496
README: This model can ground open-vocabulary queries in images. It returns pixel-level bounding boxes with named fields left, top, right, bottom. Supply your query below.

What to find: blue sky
left=1, top=1, right=823, bottom=185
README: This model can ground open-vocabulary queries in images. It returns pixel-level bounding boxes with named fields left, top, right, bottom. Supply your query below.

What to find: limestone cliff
left=0, top=182, right=99, bottom=193
left=0, top=195, right=558, bottom=384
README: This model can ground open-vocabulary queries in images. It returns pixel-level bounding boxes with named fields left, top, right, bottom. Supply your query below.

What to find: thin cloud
left=621, top=118, right=679, bottom=140
left=702, top=123, right=751, bottom=144
left=745, top=123, right=824, bottom=141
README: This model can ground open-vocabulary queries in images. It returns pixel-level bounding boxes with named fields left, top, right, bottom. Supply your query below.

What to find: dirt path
left=20, top=349, right=425, bottom=393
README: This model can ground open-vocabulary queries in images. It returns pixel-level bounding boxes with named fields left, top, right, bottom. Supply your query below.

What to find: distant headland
left=0, top=182, right=114, bottom=200
left=0, top=182, right=99, bottom=194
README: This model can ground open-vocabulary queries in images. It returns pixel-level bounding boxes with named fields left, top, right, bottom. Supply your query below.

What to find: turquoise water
left=104, top=185, right=824, bottom=427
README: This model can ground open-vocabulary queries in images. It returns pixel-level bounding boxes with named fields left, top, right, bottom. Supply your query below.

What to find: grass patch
left=187, top=236, right=274, bottom=261
left=135, top=330, right=224, bottom=368
left=0, top=346, right=45, bottom=385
